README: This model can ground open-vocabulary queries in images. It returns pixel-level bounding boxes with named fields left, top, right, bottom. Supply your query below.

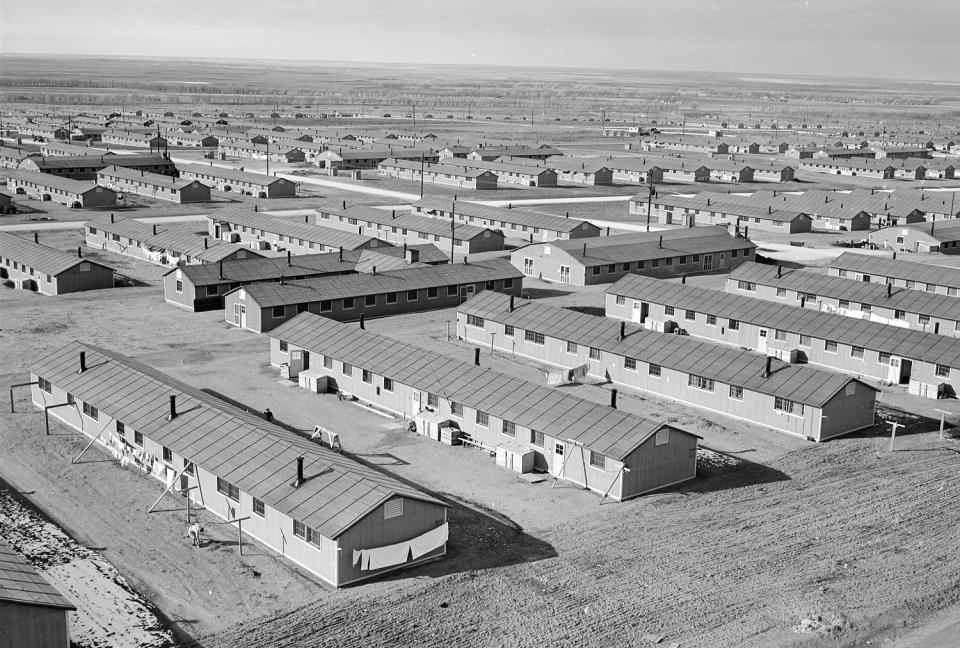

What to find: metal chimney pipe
left=681, top=275, right=686, bottom=284
left=359, top=314, right=365, bottom=330
left=509, top=295, right=514, bottom=311
left=474, top=348, right=480, bottom=366
left=342, top=200, right=346, bottom=210
left=887, top=283, right=892, bottom=297
left=204, top=238, right=208, bottom=249
left=935, top=322, right=940, bottom=335
left=764, top=356, right=772, bottom=377
left=777, top=265, right=782, bottom=278
left=77, top=247, right=82, bottom=258
left=78, top=351, right=86, bottom=373
left=287, top=251, right=291, bottom=267
left=619, top=321, right=625, bottom=340
left=295, top=456, right=304, bottom=487
left=110, top=213, right=115, bottom=223
left=34, top=232, right=38, bottom=244
left=658, top=235, right=663, bottom=248
left=168, top=395, right=177, bottom=420
left=152, top=224, right=157, bottom=235
left=610, top=389, right=617, bottom=409
left=219, top=260, right=224, bottom=280
left=582, top=243, right=587, bottom=257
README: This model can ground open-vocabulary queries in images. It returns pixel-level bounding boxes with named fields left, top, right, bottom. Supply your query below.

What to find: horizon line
left=1, top=51, right=953, bottom=86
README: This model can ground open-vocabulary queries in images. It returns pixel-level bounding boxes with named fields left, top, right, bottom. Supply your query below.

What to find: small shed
left=496, top=441, right=535, bottom=473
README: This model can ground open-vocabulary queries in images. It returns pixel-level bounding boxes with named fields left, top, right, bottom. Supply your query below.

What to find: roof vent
left=168, top=395, right=177, bottom=421
left=78, top=351, right=87, bottom=374
left=291, top=456, right=305, bottom=488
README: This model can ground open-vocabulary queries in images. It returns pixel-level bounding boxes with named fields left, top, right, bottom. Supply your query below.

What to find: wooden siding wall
left=621, top=431, right=698, bottom=498
left=0, top=602, right=70, bottom=648
left=314, top=213, right=505, bottom=254
left=0, top=256, right=113, bottom=295
left=827, top=267, right=960, bottom=298
left=605, top=292, right=956, bottom=398
left=270, top=339, right=694, bottom=499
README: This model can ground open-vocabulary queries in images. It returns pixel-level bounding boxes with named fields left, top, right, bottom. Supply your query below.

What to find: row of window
left=836, top=269, right=960, bottom=296
left=587, top=251, right=747, bottom=276
left=0, top=256, right=55, bottom=283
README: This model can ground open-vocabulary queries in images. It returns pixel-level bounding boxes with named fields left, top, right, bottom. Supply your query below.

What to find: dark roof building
left=0, top=230, right=115, bottom=295
left=0, top=541, right=75, bottom=648
left=97, top=165, right=212, bottom=203
left=18, top=153, right=175, bottom=180
left=177, top=163, right=297, bottom=198
left=828, top=252, right=960, bottom=297
left=225, top=258, right=522, bottom=333
left=5, top=169, right=118, bottom=208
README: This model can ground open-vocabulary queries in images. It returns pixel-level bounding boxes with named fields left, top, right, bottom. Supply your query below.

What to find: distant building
left=0, top=541, right=76, bottom=648
left=176, top=163, right=297, bottom=198
left=5, top=169, right=118, bottom=208
left=0, top=230, right=115, bottom=294
left=97, top=166, right=212, bottom=203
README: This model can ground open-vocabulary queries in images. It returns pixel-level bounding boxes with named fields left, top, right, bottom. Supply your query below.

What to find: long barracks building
left=314, top=201, right=505, bottom=255
left=511, top=226, right=756, bottom=286
left=0, top=230, right=114, bottom=295
left=606, top=274, right=960, bottom=399
left=29, top=342, right=448, bottom=587
left=208, top=208, right=393, bottom=254
left=828, top=252, right=960, bottom=297
left=270, top=313, right=701, bottom=500
left=411, top=196, right=602, bottom=243
left=728, top=262, right=960, bottom=337
left=456, top=291, right=876, bottom=441
left=225, top=259, right=522, bottom=333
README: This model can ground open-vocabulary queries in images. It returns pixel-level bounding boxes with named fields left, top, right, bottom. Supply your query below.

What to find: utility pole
left=412, top=103, right=416, bottom=132
left=419, top=154, right=425, bottom=198
left=266, top=138, right=270, bottom=177
left=645, top=177, right=656, bottom=232
left=887, top=420, right=904, bottom=452
left=934, top=409, right=952, bottom=442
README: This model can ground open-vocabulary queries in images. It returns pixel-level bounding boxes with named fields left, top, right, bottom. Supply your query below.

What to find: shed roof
left=459, top=291, right=872, bottom=407
left=0, top=542, right=75, bottom=610
left=4, top=169, right=110, bottom=196
left=412, top=196, right=598, bottom=234
left=609, top=274, right=960, bottom=368
left=271, top=314, right=695, bottom=460
left=315, top=201, right=496, bottom=241
left=210, top=208, right=388, bottom=251
left=177, top=163, right=289, bottom=187
left=30, top=342, right=444, bottom=538
left=168, top=251, right=360, bottom=286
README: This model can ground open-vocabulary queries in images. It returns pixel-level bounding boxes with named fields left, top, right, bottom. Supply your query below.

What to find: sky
left=1, top=0, right=958, bottom=82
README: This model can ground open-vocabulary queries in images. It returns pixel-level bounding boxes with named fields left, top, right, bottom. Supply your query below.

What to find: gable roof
left=315, top=201, right=498, bottom=241
left=0, top=542, right=75, bottom=610
left=459, top=291, right=873, bottom=407
left=0, top=230, right=112, bottom=277
left=176, top=163, right=288, bottom=187
left=209, top=208, right=390, bottom=251
left=31, top=341, right=444, bottom=538
left=412, top=196, right=599, bottom=234
left=271, top=314, right=696, bottom=460
left=830, top=252, right=960, bottom=289
left=609, top=274, right=960, bottom=368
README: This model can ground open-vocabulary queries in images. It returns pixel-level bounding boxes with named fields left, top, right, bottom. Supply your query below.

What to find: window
left=861, top=303, right=871, bottom=314
left=554, top=442, right=565, bottom=457
left=504, top=278, right=514, bottom=289
left=116, top=421, right=125, bottom=436
left=253, top=498, right=265, bottom=517
left=688, top=374, right=715, bottom=391
left=38, top=377, right=52, bottom=393
left=894, top=309, right=906, bottom=320
left=684, top=310, right=696, bottom=321
left=82, top=402, right=98, bottom=420
left=838, top=269, right=848, bottom=277
left=466, top=314, right=485, bottom=328
left=502, top=420, right=516, bottom=437
left=427, top=287, right=439, bottom=299
left=206, top=285, right=218, bottom=297
left=175, top=280, right=183, bottom=293
left=878, top=352, right=891, bottom=365
left=774, top=330, right=787, bottom=342
left=949, top=287, right=959, bottom=297
left=504, top=324, right=514, bottom=337
left=476, top=411, right=489, bottom=427
left=447, top=285, right=458, bottom=297
left=652, top=259, right=660, bottom=268
left=616, top=295, right=625, bottom=305
left=738, top=280, right=756, bottom=291
left=217, top=477, right=239, bottom=501
left=589, top=347, right=600, bottom=360
left=706, top=314, right=717, bottom=326
left=184, top=461, right=194, bottom=476
left=293, top=519, right=306, bottom=539
left=566, top=341, right=578, bottom=354
left=851, top=346, right=864, bottom=359
left=362, top=369, right=372, bottom=384
left=342, top=297, right=355, bottom=309
left=655, top=429, right=669, bottom=446
left=927, top=283, right=936, bottom=293
left=774, top=397, right=804, bottom=416
left=825, top=340, right=838, bottom=353
left=66, top=393, right=75, bottom=405
left=729, top=319, right=740, bottom=331
left=323, top=355, right=333, bottom=369
left=648, top=363, right=662, bottom=377
left=799, top=334, right=811, bottom=347
left=386, top=292, right=397, bottom=304
left=664, top=306, right=675, bottom=316
left=132, top=430, right=143, bottom=446
left=919, top=314, right=930, bottom=326
left=625, top=357, right=637, bottom=371
left=272, top=305, right=286, bottom=319
left=589, top=451, right=605, bottom=469
left=162, top=446, right=173, bottom=463
left=531, top=430, right=544, bottom=446
left=427, top=392, right=439, bottom=408
left=936, top=364, right=950, bottom=378
left=279, top=340, right=288, bottom=352
left=777, top=288, right=787, bottom=298
left=729, top=385, right=743, bottom=400
left=384, top=498, right=404, bottom=519
left=342, top=362, right=353, bottom=376
left=365, top=294, right=376, bottom=306
left=524, top=330, right=545, bottom=345
left=450, top=401, right=463, bottom=417
left=383, top=377, right=394, bottom=391
left=320, top=300, right=332, bottom=312
left=838, top=299, right=849, bottom=309
left=407, top=289, right=418, bottom=301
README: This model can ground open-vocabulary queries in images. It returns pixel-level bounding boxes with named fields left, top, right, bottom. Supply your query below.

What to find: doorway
left=757, top=328, right=768, bottom=354
left=703, top=254, right=714, bottom=271
left=551, top=441, right=566, bottom=477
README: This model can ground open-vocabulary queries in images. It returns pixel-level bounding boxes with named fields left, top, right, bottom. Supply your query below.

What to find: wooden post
left=934, top=409, right=952, bottom=442
left=44, top=402, right=75, bottom=435
left=226, top=516, right=251, bottom=556
left=599, top=465, right=630, bottom=506
left=147, top=463, right=192, bottom=513
left=887, top=420, right=904, bottom=452
left=72, top=423, right=111, bottom=463
left=8, top=381, right=39, bottom=413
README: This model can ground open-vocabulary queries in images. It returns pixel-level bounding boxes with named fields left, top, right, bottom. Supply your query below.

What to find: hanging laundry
left=409, top=523, right=449, bottom=560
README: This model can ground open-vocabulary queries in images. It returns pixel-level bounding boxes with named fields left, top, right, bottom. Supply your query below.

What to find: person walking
left=188, top=523, right=204, bottom=547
